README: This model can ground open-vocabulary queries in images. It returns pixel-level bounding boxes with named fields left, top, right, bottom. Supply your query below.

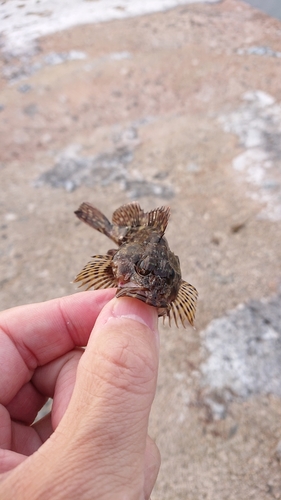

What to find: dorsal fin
left=144, top=206, right=170, bottom=235
left=112, top=203, right=170, bottom=236
left=112, top=202, right=144, bottom=227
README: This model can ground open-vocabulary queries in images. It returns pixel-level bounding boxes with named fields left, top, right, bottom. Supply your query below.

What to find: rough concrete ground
left=1, top=0, right=281, bottom=498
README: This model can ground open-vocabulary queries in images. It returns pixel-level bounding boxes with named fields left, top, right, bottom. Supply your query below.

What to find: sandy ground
left=1, top=0, right=281, bottom=498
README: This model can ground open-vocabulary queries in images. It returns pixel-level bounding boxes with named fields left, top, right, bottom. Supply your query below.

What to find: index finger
left=0, top=289, right=115, bottom=404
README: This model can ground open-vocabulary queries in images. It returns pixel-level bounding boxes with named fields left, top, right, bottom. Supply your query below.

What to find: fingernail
left=109, top=297, right=159, bottom=334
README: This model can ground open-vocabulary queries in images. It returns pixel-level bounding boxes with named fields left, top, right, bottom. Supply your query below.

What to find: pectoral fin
left=74, top=254, right=116, bottom=291
left=168, top=280, right=198, bottom=327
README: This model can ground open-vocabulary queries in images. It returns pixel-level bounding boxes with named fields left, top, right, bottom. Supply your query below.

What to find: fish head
left=112, top=237, right=181, bottom=308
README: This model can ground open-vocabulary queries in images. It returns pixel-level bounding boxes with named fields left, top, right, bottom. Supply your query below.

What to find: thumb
left=67, top=296, right=160, bottom=494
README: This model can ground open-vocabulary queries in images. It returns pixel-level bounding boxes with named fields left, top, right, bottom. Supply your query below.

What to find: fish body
left=74, top=202, right=198, bottom=327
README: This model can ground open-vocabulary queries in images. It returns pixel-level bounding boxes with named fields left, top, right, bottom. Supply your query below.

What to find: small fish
left=74, top=202, right=198, bottom=327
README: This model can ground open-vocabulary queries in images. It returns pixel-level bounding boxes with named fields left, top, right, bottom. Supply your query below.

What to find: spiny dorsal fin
left=112, top=202, right=144, bottom=227
left=144, top=206, right=170, bottom=235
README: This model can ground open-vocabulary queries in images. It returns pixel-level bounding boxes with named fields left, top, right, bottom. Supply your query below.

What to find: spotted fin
left=75, top=202, right=126, bottom=245
left=112, top=202, right=144, bottom=227
left=144, top=206, right=170, bottom=235
left=166, top=280, right=198, bottom=328
left=74, top=254, right=116, bottom=291
left=112, top=203, right=170, bottom=236
left=75, top=202, right=116, bottom=241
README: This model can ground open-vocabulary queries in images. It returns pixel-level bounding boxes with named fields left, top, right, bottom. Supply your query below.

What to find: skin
left=0, top=290, right=161, bottom=499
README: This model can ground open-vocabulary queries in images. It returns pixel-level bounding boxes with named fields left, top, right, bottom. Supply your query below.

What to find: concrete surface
left=1, top=0, right=281, bottom=498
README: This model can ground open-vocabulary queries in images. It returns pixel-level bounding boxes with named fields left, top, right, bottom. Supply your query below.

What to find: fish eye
left=169, top=268, right=175, bottom=279
left=166, top=267, right=175, bottom=283
left=136, top=261, right=150, bottom=276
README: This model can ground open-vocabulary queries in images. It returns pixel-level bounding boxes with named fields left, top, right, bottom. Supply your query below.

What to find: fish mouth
left=116, top=283, right=153, bottom=304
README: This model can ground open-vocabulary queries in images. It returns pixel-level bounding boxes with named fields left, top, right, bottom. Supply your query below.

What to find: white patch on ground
left=1, top=0, right=219, bottom=54
left=34, top=123, right=175, bottom=199
left=200, top=294, right=281, bottom=403
left=220, top=90, right=281, bottom=221
left=43, top=50, right=87, bottom=65
left=2, top=50, right=133, bottom=83
left=237, top=46, right=281, bottom=58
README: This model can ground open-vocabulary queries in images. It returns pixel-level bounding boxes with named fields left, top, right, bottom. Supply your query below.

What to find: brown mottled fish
left=74, top=202, right=198, bottom=327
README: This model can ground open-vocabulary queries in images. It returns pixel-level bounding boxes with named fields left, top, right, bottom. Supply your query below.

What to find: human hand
left=0, top=290, right=160, bottom=499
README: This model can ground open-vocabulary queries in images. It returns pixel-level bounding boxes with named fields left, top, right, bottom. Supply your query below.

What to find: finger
left=0, top=449, right=26, bottom=474
left=0, top=289, right=115, bottom=405
left=6, top=382, right=47, bottom=425
left=0, top=405, right=42, bottom=458
left=0, top=298, right=160, bottom=498
left=32, top=348, right=84, bottom=428
left=144, top=436, right=161, bottom=500
left=58, top=296, right=160, bottom=494
left=6, top=348, right=83, bottom=425
left=32, top=413, right=53, bottom=443
left=0, top=407, right=28, bottom=474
